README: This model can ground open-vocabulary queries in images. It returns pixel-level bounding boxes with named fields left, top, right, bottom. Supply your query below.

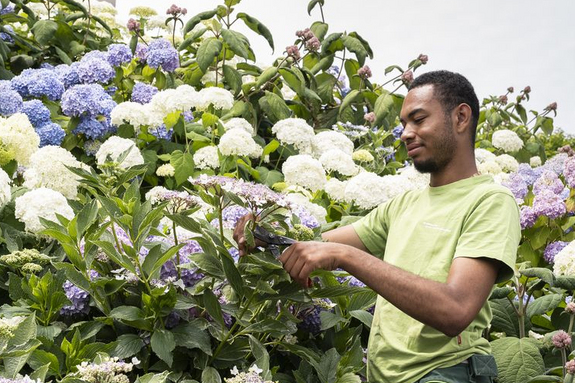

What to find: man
left=234, top=70, right=520, bottom=383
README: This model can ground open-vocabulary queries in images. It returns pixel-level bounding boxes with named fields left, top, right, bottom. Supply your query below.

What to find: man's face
left=399, top=85, right=457, bottom=174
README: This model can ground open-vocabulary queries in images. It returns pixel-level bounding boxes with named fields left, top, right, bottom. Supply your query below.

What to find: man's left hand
left=278, top=241, right=344, bottom=287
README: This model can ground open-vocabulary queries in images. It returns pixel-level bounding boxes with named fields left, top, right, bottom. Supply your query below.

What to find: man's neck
left=429, top=157, right=478, bottom=187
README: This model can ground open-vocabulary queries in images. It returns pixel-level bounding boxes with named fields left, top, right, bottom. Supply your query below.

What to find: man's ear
left=454, top=103, right=473, bottom=135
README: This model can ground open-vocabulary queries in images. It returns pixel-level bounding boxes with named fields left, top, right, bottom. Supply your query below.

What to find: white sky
left=116, top=0, right=575, bottom=134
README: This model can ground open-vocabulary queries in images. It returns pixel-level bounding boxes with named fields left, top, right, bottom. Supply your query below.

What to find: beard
left=412, top=116, right=457, bottom=174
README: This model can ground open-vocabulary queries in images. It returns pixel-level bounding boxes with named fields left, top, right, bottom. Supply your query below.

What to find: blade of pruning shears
left=253, top=226, right=296, bottom=257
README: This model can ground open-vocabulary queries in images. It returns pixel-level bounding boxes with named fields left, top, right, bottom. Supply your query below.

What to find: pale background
left=115, top=0, right=575, bottom=134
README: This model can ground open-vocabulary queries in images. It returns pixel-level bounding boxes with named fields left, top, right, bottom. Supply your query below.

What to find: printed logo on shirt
left=421, top=221, right=452, bottom=233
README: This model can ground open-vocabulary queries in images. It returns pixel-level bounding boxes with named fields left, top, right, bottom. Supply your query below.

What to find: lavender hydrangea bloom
left=544, top=241, right=569, bottom=264
left=21, top=100, right=51, bottom=126
left=131, top=82, right=158, bottom=104
left=183, top=111, right=194, bottom=122
left=82, top=50, right=109, bottom=62
left=61, top=281, right=90, bottom=316
left=76, top=57, right=115, bottom=84
left=0, top=89, right=22, bottom=116
left=106, top=44, right=133, bottom=66
left=533, top=170, right=565, bottom=195
left=297, top=300, right=333, bottom=335
left=533, top=188, right=567, bottom=219
left=292, top=205, right=320, bottom=228
left=544, top=153, right=569, bottom=175
left=61, top=84, right=116, bottom=117
left=36, top=122, right=65, bottom=147
left=0, top=25, right=14, bottom=43
left=0, top=80, right=12, bottom=92
left=211, top=205, right=250, bottom=230
left=502, top=173, right=529, bottom=201
left=392, top=125, right=404, bottom=140
left=564, top=156, right=575, bottom=188
left=517, top=163, right=539, bottom=185
left=135, top=43, right=148, bottom=62
left=74, top=117, right=113, bottom=139
left=146, top=39, right=179, bottom=72
left=520, top=206, right=537, bottom=229
left=11, top=68, right=65, bottom=100
left=228, top=247, right=239, bottom=262
left=149, top=124, right=173, bottom=140
left=106, top=86, right=118, bottom=96
left=0, top=3, right=15, bottom=14
left=338, top=275, right=366, bottom=287
left=159, top=240, right=204, bottom=288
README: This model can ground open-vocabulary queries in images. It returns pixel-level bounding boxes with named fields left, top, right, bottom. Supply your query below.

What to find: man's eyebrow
left=400, top=108, right=425, bottom=124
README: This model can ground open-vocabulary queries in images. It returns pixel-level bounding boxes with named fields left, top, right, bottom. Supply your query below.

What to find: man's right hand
left=232, top=213, right=266, bottom=257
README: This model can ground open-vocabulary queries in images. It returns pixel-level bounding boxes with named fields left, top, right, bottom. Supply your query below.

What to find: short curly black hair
left=409, top=70, right=479, bottom=145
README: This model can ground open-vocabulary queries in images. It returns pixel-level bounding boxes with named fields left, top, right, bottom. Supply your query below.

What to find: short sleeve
left=352, top=202, right=391, bottom=257
left=454, top=191, right=520, bottom=283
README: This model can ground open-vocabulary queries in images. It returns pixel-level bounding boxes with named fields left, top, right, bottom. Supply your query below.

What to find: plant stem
left=172, top=220, right=181, bottom=280
left=319, top=3, right=325, bottom=23
left=569, top=314, right=575, bottom=334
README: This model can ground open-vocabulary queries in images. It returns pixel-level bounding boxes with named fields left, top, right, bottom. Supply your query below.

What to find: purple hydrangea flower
left=135, top=43, right=148, bottom=62
left=392, top=125, right=404, bottom=139
left=228, top=247, right=239, bottom=262
left=61, top=84, right=116, bottom=117
left=106, top=86, right=118, bottom=96
left=544, top=153, right=569, bottom=175
left=533, top=188, right=567, bottom=219
left=544, top=241, right=569, bottom=264
left=0, top=80, right=12, bottom=92
left=131, top=82, right=158, bottom=104
left=297, top=299, right=333, bottom=335
left=533, top=170, right=565, bottom=195
left=74, top=117, right=113, bottom=139
left=292, top=205, right=320, bottom=228
left=21, top=100, right=51, bottom=126
left=106, top=44, right=133, bottom=67
left=0, top=3, right=15, bottom=15
left=564, top=156, right=575, bottom=188
left=183, top=111, right=194, bottom=122
left=520, top=205, right=537, bottom=229
left=61, top=281, right=90, bottom=316
left=0, top=88, right=23, bottom=116
left=210, top=205, right=250, bottom=230
left=0, top=25, right=14, bottom=43
left=517, top=163, right=539, bottom=185
left=503, top=172, right=529, bottom=201
left=76, top=56, right=115, bottom=84
left=55, top=64, right=81, bottom=89
left=149, top=124, right=173, bottom=140
left=338, top=275, right=366, bottom=287
left=83, top=50, right=109, bottom=62
left=11, top=68, right=65, bottom=100
left=36, top=122, right=65, bottom=147
left=146, top=39, right=179, bottom=72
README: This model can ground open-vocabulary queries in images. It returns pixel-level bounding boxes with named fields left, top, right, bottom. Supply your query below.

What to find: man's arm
left=279, top=226, right=499, bottom=337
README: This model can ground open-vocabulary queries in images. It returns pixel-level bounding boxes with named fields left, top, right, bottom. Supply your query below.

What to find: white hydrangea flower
left=15, top=188, right=75, bottom=234
left=312, top=131, right=354, bottom=157
left=218, top=128, right=262, bottom=158
left=492, top=172, right=510, bottom=185
left=398, top=166, right=430, bottom=190
left=492, top=129, right=524, bottom=152
left=193, top=146, right=220, bottom=169
left=530, top=156, right=542, bottom=167
left=23, top=146, right=83, bottom=200
left=149, top=89, right=182, bottom=116
left=174, top=84, right=200, bottom=111
left=271, top=118, right=315, bottom=154
left=223, top=118, right=254, bottom=135
left=495, top=154, right=519, bottom=172
left=111, top=101, right=149, bottom=128
left=156, top=163, right=175, bottom=177
left=282, top=154, right=326, bottom=192
left=281, top=85, right=297, bottom=100
left=319, top=149, right=359, bottom=176
left=344, top=172, right=412, bottom=209
left=474, top=148, right=497, bottom=164
left=352, top=149, right=374, bottom=162
left=477, top=160, right=503, bottom=175
left=0, top=113, right=40, bottom=166
left=0, top=167, right=11, bottom=207
left=285, top=192, right=327, bottom=225
left=96, top=136, right=145, bottom=169
left=553, top=241, right=575, bottom=276
left=324, top=178, right=348, bottom=202
left=195, top=87, right=234, bottom=110
left=201, top=71, right=217, bottom=84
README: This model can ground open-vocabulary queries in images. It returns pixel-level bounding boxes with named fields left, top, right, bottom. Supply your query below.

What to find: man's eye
left=414, top=118, right=425, bottom=124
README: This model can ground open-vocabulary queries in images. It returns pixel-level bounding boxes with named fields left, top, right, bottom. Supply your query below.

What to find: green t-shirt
left=352, top=175, right=520, bottom=383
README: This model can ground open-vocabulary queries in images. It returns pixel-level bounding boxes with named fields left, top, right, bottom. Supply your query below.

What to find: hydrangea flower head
left=271, top=118, right=315, bottom=154
left=61, top=84, right=116, bottom=117
left=95, top=136, right=144, bottom=170
left=106, top=44, right=133, bottom=66
left=533, top=188, right=566, bottom=219
left=146, top=38, right=179, bottom=72
left=0, top=113, right=40, bottom=166
left=21, top=100, right=51, bottom=126
left=35, top=122, right=65, bottom=147
left=195, top=87, right=234, bottom=110
left=554, top=241, right=575, bottom=276
left=74, top=117, right=113, bottom=139
left=533, top=170, right=565, bottom=195
left=14, top=188, right=75, bottom=233
left=492, top=129, right=524, bottom=152
left=544, top=241, right=569, bottom=264
left=0, top=167, right=11, bottom=207
left=76, top=55, right=115, bottom=84
left=11, top=68, right=65, bottom=100
left=218, top=128, right=262, bottom=158
left=193, top=145, right=219, bottom=169
left=55, top=64, right=81, bottom=88
left=283, top=154, right=326, bottom=192
left=131, top=82, right=158, bottom=104
left=319, top=149, right=359, bottom=176
left=0, top=88, right=23, bottom=116
left=312, top=130, right=355, bottom=157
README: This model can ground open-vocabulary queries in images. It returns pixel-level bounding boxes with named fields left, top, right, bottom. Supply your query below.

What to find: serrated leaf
left=221, top=253, right=244, bottom=298
left=203, top=289, right=224, bottom=327
left=342, top=35, right=367, bottom=66
left=172, top=322, right=212, bottom=355
left=338, top=89, right=361, bottom=117
left=490, top=287, right=514, bottom=300
left=221, top=28, right=249, bottom=59
left=349, top=310, right=373, bottom=328
left=201, top=367, right=221, bottom=383
left=150, top=329, right=175, bottom=366
left=526, top=294, right=563, bottom=318
left=196, top=38, right=223, bottom=73
left=183, top=9, right=217, bottom=35
left=490, top=298, right=520, bottom=337
left=256, top=66, right=278, bottom=88
left=317, top=348, right=340, bottom=383
left=222, top=64, right=242, bottom=96
left=491, top=337, right=545, bottom=383
left=258, top=91, right=291, bottom=122
left=520, top=268, right=554, bottom=286
left=554, top=276, right=575, bottom=291
left=248, top=335, right=271, bottom=380
left=374, top=92, right=395, bottom=126
left=236, top=12, right=274, bottom=52
left=31, top=20, right=58, bottom=45
left=311, top=285, right=367, bottom=298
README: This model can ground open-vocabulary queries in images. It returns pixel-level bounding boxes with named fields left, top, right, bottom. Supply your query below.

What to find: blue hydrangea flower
left=76, top=57, right=115, bottom=84
left=564, top=156, right=575, bottom=188
left=74, top=117, right=113, bottom=139
left=36, top=122, right=65, bottom=147
left=520, top=205, right=537, bottom=229
left=297, top=299, right=333, bottom=335
left=61, top=281, right=90, bottom=316
left=159, top=239, right=204, bottom=288
left=131, top=82, right=158, bottom=104
left=106, top=44, right=133, bottom=66
left=0, top=88, right=23, bottom=116
left=11, top=68, right=65, bottom=100
left=210, top=205, right=250, bottom=229
left=40, top=63, right=54, bottom=70
left=0, top=25, right=14, bottom=43
left=533, top=188, right=566, bottom=219
left=0, top=80, right=12, bottom=92
left=54, top=64, right=81, bottom=89
left=146, top=38, right=179, bottom=72
left=533, top=170, right=565, bottom=195
left=82, top=50, right=109, bottom=62
left=83, top=140, right=102, bottom=156
left=61, top=84, right=116, bottom=117
left=22, top=100, right=51, bottom=126
left=392, top=125, right=404, bottom=139
left=149, top=124, right=173, bottom=140
left=135, top=43, right=148, bottom=62
left=544, top=241, right=569, bottom=264
left=544, top=153, right=568, bottom=175
left=517, top=163, right=539, bottom=185
left=292, top=205, right=320, bottom=228
left=105, top=86, right=118, bottom=96
left=183, top=111, right=194, bottom=122
left=0, top=3, right=15, bottom=15
left=502, top=172, right=528, bottom=201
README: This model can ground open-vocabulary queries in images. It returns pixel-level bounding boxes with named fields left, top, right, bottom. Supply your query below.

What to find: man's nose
left=400, top=125, right=413, bottom=142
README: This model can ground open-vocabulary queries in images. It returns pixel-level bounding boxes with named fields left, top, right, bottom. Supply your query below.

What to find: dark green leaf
left=203, top=289, right=224, bottom=327
left=236, top=12, right=274, bottom=52
left=221, top=29, right=249, bottom=59
left=201, top=367, right=221, bottom=383
left=349, top=310, right=373, bottom=328
left=307, top=0, right=325, bottom=15
left=196, top=38, right=223, bottom=73
left=258, top=91, right=291, bottom=122
left=520, top=268, right=554, bottom=286
left=172, top=322, right=212, bottom=355
left=526, top=294, right=563, bottom=318
left=221, top=253, right=244, bottom=298
left=256, top=66, right=278, bottom=88
left=151, top=329, right=175, bottom=366
left=317, top=348, right=340, bottom=383
left=183, top=9, right=217, bottom=35
left=338, top=89, right=361, bottom=118
left=31, top=20, right=58, bottom=45
left=491, top=337, right=545, bottom=383
left=222, top=64, right=242, bottom=96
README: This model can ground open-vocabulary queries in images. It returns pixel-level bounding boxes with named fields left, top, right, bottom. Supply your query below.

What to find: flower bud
left=567, top=359, right=575, bottom=374
left=127, top=18, right=141, bottom=33
left=286, top=45, right=301, bottom=60
left=401, top=70, right=414, bottom=85
left=523, top=86, right=531, bottom=94
left=545, top=102, right=558, bottom=112
left=364, top=112, right=376, bottom=124
left=498, top=95, right=508, bottom=105
left=418, top=54, right=428, bottom=64
left=358, top=65, right=372, bottom=79
left=559, top=145, right=575, bottom=157
left=507, top=86, right=514, bottom=93
left=566, top=302, right=575, bottom=314
left=305, top=36, right=321, bottom=52
left=552, top=330, right=572, bottom=349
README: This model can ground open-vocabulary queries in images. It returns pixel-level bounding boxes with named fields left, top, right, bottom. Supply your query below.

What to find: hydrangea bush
left=0, top=0, right=575, bottom=382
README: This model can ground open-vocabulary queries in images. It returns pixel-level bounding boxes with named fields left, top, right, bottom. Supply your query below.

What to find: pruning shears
left=253, top=226, right=296, bottom=257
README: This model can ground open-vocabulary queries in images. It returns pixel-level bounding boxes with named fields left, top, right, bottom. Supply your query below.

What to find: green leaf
left=248, top=335, right=271, bottom=380
left=319, top=311, right=345, bottom=331
left=76, top=199, right=98, bottom=239
left=201, top=367, right=221, bottom=383
left=256, top=66, right=278, bottom=88
left=342, top=35, right=367, bottom=65
left=311, top=285, right=367, bottom=298
left=236, top=12, right=274, bottom=51
left=196, top=38, right=223, bottom=73
left=221, top=253, right=244, bottom=298
left=338, top=89, right=361, bottom=118
left=516, top=104, right=528, bottom=124
left=223, top=64, right=242, bottom=96
left=203, top=289, right=224, bottom=327
left=310, top=21, right=328, bottom=40
left=151, top=329, right=175, bottom=367
left=526, top=294, right=563, bottom=318
left=221, top=29, right=249, bottom=59
left=491, top=337, right=545, bottom=383
left=490, top=287, right=514, bottom=300
left=520, top=268, right=554, bottom=286
left=336, top=373, right=361, bottom=383
left=54, top=47, right=72, bottom=65
left=317, top=348, right=340, bottom=383
left=30, top=363, right=50, bottom=382
left=374, top=92, right=395, bottom=126
left=258, top=91, right=291, bottom=122
left=349, top=310, right=373, bottom=328
left=31, top=20, right=58, bottom=45
left=307, top=0, right=325, bottom=15
left=28, top=350, right=60, bottom=377
left=172, top=322, right=212, bottom=355
left=183, top=9, right=217, bottom=35
left=541, top=116, right=554, bottom=135
left=170, top=151, right=194, bottom=186
left=321, top=33, right=343, bottom=55
left=109, top=305, right=145, bottom=321
left=490, top=298, right=520, bottom=337
left=554, top=277, right=575, bottom=291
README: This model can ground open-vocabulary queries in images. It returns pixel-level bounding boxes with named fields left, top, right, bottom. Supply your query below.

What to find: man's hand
left=279, top=241, right=346, bottom=287
left=232, top=213, right=266, bottom=256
